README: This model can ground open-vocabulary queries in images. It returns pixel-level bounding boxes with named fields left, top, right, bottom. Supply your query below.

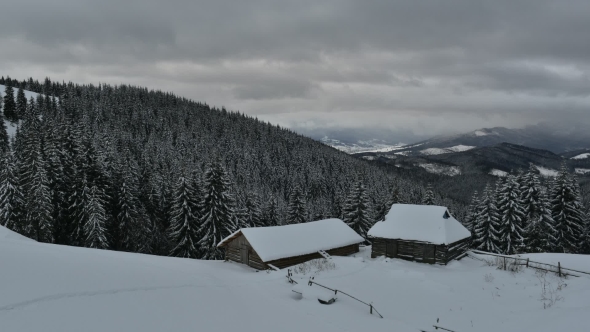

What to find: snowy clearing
left=474, top=130, right=489, bottom=136
left=571, top=153, right=590, bottom=160
left=534, top=165, right=559, bottom=177
left=489, top=169, right=508, bottom=177
left=575, top=168, right=590, bottom=175
left=2, top=226, right=590, bottom=331
left=418, top=163, right=461, bottom=176
left=420, top=145, right=475, bottom=156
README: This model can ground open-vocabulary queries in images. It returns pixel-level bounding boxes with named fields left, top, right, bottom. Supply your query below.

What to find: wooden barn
left=217, top=219, right=365, bottom=270
left=367, top=204, right=471, bottom=265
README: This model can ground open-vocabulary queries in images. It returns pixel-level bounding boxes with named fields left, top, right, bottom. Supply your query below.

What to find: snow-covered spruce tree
left=0, top=151, right=25, bottom=232
left=520, top=165, right=556, bottom=252
left=550, top=165, right=585, bottom=253
left=497, top=175, right=526, bottom=254
left=168, top=176, right=200, bottom=258
left=25, top=153, right=54, bottom=242
left=198, top=161, right=235, bottom=260
left=84, top=185, right=109, bottom=249
left=0, top=109, right=8, bottom=153
left=422, top=183, right=435, bottom=205
left=463, top=190, right=479, bottom=233
left=286, top=185, right=306, bottom=224
left=262, top=196, right=280, bottom=226
left=16, top=87, right=27, bottom=120
left=69, top=172, right=90, bottom=247
left=3, top=84, right=17, bottom=122
left=342, top=180, right=373, bottom=240
left=244, top=191, right=264, bottom=227
left=473, top=183, right=501, bottom=253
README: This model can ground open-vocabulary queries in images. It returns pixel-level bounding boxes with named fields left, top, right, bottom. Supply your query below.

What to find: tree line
left=466, top=164, right=589, bottom=254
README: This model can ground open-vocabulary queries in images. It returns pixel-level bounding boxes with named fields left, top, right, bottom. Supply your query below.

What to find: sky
left=1, top=0, right=589, bottom=144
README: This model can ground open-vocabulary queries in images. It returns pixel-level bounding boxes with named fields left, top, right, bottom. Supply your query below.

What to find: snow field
left=420, top=145, right=475, bottom=156
left=571, top=153, right=590, bottom=160
left=489, top=169, right=508, bottom=177
left=2, top=227, right=590, bottom=332
left=418, top=163, right=461, bottom=176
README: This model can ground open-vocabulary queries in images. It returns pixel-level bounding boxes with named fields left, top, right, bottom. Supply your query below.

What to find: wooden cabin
left=367, top=204, right=471, bottom=265
left=217, top=219, right=365, bottom=270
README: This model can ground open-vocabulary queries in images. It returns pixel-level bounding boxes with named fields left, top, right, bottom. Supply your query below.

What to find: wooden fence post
left=370, top=304, right=373, bottom=315
left=526, top=258, right=529, bottom=268
left=503, top=257, right=506, bottom=270
left=558, top=262, right=561, bottom=277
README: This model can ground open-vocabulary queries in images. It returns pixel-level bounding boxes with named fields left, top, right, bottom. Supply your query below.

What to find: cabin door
left=423, top=244, right=435, bottom=264
left=386, top=240, right=397, bottom=258
left=241, top=245, right=249, bottom=266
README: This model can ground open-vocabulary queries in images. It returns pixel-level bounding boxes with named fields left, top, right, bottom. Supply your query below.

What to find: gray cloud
left=1, top=0, right=589, bottom=143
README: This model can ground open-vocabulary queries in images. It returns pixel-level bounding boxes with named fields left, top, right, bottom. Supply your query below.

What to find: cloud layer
left=1, top=0, right=589, bottom=143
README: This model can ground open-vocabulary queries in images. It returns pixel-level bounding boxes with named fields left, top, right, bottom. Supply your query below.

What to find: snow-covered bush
left=292, top=258, right=336, bottom=276
left=536, top=270, right=566, bottom=309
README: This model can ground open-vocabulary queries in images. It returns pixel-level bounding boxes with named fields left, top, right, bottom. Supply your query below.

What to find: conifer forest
left=0, top=76, right=588, bottom=259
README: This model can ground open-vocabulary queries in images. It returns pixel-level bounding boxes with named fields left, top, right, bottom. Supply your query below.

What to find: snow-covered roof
left=217, top=219, right=364, bottom=262
left=367, top=204, right=470, bottom=245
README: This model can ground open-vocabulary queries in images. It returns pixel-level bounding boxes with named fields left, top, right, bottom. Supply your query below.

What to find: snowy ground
left=572, top=153, right=590, bottom=160
left=2, top=225, right=590, bottom=332
left=420, top=145, right=475, bottom=155
left=489, top=169, right=508, bottom=177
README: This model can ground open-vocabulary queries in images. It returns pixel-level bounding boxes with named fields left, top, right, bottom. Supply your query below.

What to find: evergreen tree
left=286, top=185, right=306, bottom=224
left=497, top=175, right=526, bottom=254
left=3, top=85, right=17, bottom=122
left=25, top=153, right=54, bottom=242
left=84, top=185, right=109, bottom=249
left=463, top=191, right=479, bottom=233
left=550, top=165, right=585, bottom=253
left=342, top=180, right=373, bottom=239
left=16, top=87, right=27, bottom=120
left=473, top=183, right=501, bottom=253
left=0, top=106, right=9, bottom=153
left=244, top=192, right=264, bottom=227
left=422, top=183, right=435, bottom=205
left=262, top=196, right=280, bottom=226
left=0, top=151, right=24, bottom=232
left=168, top=176, right=200, bottom=258
left=520, top=165, right=556, bottom=252
left=198, top=161, right=235, bottom=259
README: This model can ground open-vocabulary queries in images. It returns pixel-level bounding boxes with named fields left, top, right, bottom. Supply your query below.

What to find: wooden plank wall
left=370, top=237, right=450, bottom=265
left=445, top=237, right=471, bottom=263
left=267, top=244, right=360, bottom=269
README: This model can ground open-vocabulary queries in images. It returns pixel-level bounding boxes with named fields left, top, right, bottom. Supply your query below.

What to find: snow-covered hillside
left=418, top=163, right=461, bottom=176
left=420, top=145, right=475, bottom=155
left=2, top=225, right=589, bottom=332
left=321, top=137, right=406, bottom=154
left=0, top=84, right=42, bottom=137
left=572, top=153, right=590, bottom=160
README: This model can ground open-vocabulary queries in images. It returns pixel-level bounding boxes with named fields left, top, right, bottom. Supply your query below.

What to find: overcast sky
left=1, top=0, right=589, bottom=143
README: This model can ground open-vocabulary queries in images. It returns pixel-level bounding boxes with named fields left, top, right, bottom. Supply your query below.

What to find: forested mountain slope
left=0, top=76, right=446, bottom=258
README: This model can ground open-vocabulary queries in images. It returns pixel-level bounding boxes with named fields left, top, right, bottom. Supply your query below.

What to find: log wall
left=223, top=236, right=360, bottom=270
left=370, top=236, right=470, bottom=265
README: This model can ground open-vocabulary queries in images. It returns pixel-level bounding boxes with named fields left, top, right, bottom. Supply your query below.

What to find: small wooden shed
left=367, top=204, right=471, bottom=265
left=217, top=219, right=365, bottom=270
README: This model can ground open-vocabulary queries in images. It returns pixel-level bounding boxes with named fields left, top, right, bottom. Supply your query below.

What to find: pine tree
left=550, top=165, right=585, bottom=253
left=342, top=180, right=373, bottom=239
left=497, top=175, right=526, bottom=254
left=84, top=185, right=109, bottom=249
left=168, top=176, right=200, bottom=258
left=16, top=87, right=27, bottom=120
left=262, top=196, right=280, bottom=226
left=520, top=165, right=555, bottom=252
left=473, top=183, right=501, bottom=253
left=244, top=192, right=264, bottom=227
left=25, top=153, right=54, bottom=242
left=286, top=185, right=306, bottom=224
left=3, top=85, right=17, bottom=122
left=422, top=183, right=435, bottom=205
left=464, top=191, right=479, bottom=233
left=198, top=161, right=235, bottom=259
left=0, top=151, right=25, bottom=232
left=0, top=107, right=9, bottom=153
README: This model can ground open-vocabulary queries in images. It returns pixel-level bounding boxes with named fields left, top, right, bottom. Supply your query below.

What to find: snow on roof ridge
left=368, top=204, right=470, bottom=245
left=218, top=218, right=364, bottom=262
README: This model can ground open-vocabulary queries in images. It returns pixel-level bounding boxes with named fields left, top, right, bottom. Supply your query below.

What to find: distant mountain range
left=324, top=125, right=590, bottom=156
